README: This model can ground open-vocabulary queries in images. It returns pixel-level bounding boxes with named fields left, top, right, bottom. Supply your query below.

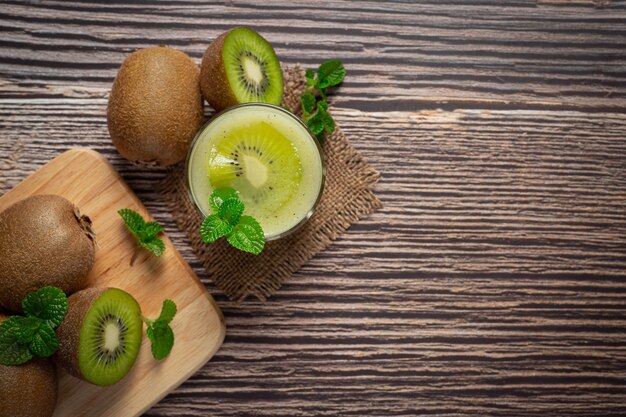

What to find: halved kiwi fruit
left=56, top=288, right=142, bottom=387
left=0, top=194, right=96, bottom=312
left=208, top=121, right=302, bottom=214
left=0, top=314, right=58, bottom=417
left=200, top=27, right=284, bottom=111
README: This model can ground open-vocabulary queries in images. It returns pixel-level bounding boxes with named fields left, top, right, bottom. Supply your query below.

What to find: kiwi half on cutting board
left=56, top=288, right=142, bottom=386
left=200, top=27, right=284, bottom=111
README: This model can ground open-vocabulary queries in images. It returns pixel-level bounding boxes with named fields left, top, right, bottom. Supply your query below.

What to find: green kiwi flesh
left=200, top=27, right=283, bottom=111
left=0, top=314, right=58, bottom=417
left=208, top=121, right=302, bottom=214
left=56, top=288, right=142, bottom=387
left=0, top=194, right=96, bottom=312
left=108, top=46, right=204, bottom=167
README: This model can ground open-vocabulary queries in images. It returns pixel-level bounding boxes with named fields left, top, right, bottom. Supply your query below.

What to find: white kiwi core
left=103, top=323, right=120, bottom=352
left=243, top=154, right=268, bottom=188
left=242, top=55, right=264, bottom=86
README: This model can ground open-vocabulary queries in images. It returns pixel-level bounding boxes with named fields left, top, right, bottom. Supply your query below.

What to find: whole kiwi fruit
left=56, top=287, right=143, bottom=386
left=200, top=27, right=284, bottom=112
left=107, top=46, right=204, bottom=167
left=0, top=314, right=58, bottom=417
left=0, top=194, right=96, bottom=312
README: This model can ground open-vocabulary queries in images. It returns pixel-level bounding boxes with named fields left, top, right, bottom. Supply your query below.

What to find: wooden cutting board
left=0, top=148, right=226, bottom=417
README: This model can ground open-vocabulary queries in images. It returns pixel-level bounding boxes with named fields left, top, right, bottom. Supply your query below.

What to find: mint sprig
left=0, top=317, right=33, bottom=365
left=23, top=317, right=58, bottom=357
left=301, top=59, right=346, bottom=143
left=200, top=187, right=265, bottom=255
left=0, top=287, right=68, bottom=366
left=22, top=286, right=68, bottom=328
left=227, top=216, right=265, bottom=255
left=142, top=299, right=177, bottom=361
left=118, top=208, right=165, bottom=265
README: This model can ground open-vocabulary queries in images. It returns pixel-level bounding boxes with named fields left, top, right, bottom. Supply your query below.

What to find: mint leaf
left=144, top=299, right=177, bottom=360
left=305, top=68, right=316, bottom=87
left=200, top=214, right=233, bottom=243
left=323, top=112, right=336, bottom=134
left=300, top=59, right=345, bottom=144
left=209, top=187, right=239, bottom=212
left=158, top=299, right=177, bottom=324
left=146, top=322, right=174, bottom=360
left=22, top=287, right=68, bottom=329
left=118, top=208, right=166, bottom=259
left=28, top=323, right=58, bottom=358
left=301, top=92, right=315, bottom=114
left=140, top=237, right=165, bottom=257
left=13, top=316, right=42, bottom=344
left=318, top=59, right=346, bottom=88
left=219, top=197, right=244, bottom=226
left=226, top=215, right=265, bottom=255
left=118, top=208, right=145, bottom=235
left=141, top=222, right=164, bottom=240
left=0, top=318, right=32, bottom=366
left=307, top=110, right=326, bottom=136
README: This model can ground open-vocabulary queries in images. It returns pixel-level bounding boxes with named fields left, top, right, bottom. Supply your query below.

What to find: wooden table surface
left=1, top=1, right=626, bottom=416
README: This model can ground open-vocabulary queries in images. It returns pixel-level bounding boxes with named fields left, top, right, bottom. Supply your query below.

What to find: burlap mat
left=160, top=65, right=382, bottom=301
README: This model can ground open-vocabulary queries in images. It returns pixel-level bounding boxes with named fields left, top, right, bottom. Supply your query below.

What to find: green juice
left=187, top=104, right=324, bottom=239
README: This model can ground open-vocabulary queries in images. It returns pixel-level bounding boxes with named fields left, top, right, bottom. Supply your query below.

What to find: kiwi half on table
left=0, top=195, right=96, bottom=312
left=56, top=288, right=142, bottom=386
left=0, top=314, right=58, bottom=417
left=200, top=27, right=284, bottom=111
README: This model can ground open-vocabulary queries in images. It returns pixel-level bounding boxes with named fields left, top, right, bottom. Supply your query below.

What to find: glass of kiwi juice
left=186, top=103, right=325, bottom=240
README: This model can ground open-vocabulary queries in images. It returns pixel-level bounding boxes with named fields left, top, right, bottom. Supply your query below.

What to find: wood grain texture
left=0, top=149, right=225, bottom=417
left=1, top=1, right=625, bottom=416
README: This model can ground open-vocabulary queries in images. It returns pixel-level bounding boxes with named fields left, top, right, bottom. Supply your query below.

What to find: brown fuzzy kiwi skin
left=199, top=31, right=237, bottom=112
left=0, top=194, right=96, bottom=312
left=54, top=287, right=107, bottom=380
left=0, top=314, right=58, bottom=417
left=107, top=46, right=204, bottom=167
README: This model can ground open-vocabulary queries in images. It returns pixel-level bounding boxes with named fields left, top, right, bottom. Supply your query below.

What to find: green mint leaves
left=317, top=60, right=347, bottom=89
left=301, top=59, right=346, bottom=144
left=22, top=286, right=68, bottom=328
left=226, top=216, right=265, bottom=255
left=0, top=317, right=34, bottom=365
left=0, top=287, right=68, bottom=366
left=118, top=208, right=166, bottom=264
left=20, top=317, right=58, bottom=357
left=200, top=187, right=265, bottom=255
left=209, top=187, right=239, bottom=212
left=142, top=299, right=177, bottom=361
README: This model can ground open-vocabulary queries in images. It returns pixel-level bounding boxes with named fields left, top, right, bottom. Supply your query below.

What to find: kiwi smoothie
left=187, top=104, right=324, bottom=239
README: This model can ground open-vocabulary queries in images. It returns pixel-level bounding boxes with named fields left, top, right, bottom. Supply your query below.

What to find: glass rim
left=185, top=102, right=326, bottom=241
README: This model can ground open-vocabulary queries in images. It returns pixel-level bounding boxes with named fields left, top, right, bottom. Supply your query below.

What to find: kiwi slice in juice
left=200, top=27, right=284, bottom=111
left=208, top=122, right=302, bottom=214
left=56, top=288, right=142, bottom=386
